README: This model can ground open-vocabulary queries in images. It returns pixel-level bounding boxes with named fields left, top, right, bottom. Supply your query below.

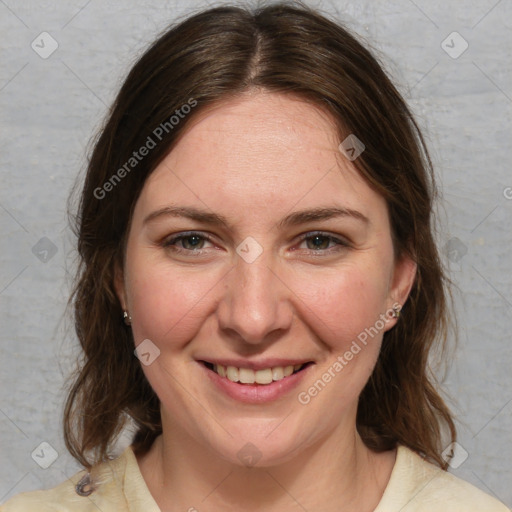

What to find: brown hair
left=65, top=1, right=456, bottom=470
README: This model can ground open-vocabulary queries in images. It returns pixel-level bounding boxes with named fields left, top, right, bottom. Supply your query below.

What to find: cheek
left=292, top=266, right=390, bottom=412
left=293, top=263, right=390, bottom=353
left=125, top=250, right=224, bottom=349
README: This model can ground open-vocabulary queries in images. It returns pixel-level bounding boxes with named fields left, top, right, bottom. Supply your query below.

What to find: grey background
left=1, top=0, right=511, bottom=507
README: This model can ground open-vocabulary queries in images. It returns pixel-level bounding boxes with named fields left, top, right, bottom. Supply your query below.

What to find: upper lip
left=198, top=358, right=314, bottom=371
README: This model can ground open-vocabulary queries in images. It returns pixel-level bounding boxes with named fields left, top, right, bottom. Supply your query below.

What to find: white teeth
left=239, top=368, right=255, bottom=384
left=272, top=367, right=284, bottom=380
left=226, top=366, right=239, bottom=382
left=283, top=365, right=294, bottom=377
left=211, top=363, right=305, bottom=385
left=255, top=368, right=273, bottom=384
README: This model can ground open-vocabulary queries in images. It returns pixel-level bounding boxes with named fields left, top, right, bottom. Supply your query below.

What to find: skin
left=115, top=91, right=417, bottom=512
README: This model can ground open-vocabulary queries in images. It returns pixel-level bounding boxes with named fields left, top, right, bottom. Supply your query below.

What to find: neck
left=136, top=417, right=395, bottom=512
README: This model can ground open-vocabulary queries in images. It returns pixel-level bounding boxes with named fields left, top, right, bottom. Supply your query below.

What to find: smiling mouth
left=200, top=361, right=314, bottom=385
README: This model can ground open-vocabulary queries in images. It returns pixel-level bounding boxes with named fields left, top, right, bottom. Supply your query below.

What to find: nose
left=216, top=254, right=294, bottom=346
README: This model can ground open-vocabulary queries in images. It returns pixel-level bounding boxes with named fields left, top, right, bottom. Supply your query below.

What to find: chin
left=206, top=420, right=315, bottom=469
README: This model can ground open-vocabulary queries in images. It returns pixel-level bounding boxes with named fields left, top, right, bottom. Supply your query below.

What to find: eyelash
left=162, top=231, right=349, bottom=256
left=296, top=231, right=350, bottom=254
left=162, top=231, right=215, bottom=254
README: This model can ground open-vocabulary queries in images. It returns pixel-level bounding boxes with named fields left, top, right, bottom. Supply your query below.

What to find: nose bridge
left=219, top=254, right=292, bottom=344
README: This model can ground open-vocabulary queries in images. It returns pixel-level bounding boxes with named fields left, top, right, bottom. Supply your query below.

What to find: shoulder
left=0, top=448, right=133, bottom=512
left=375, top=445, right=510, bottom=512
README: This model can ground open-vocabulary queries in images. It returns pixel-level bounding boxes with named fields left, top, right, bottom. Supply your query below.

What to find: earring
left=123, top=311, right=132, bottom=326
left=392, top=304, right=402, bottom=319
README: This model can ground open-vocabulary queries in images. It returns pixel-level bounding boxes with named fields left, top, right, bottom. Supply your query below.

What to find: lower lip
left=200, top=362, right=313, bottom=403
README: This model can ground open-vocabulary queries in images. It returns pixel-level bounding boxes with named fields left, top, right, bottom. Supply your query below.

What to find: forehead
left=164, top=92, right=342, bottom=181
left=137, top=92, right=386, bottom=225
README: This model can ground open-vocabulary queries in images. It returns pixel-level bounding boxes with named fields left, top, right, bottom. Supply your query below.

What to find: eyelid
left=295, top=230, right=351, bottom=249
left=161, top=230, right=350, bottom=255
left=162, top=231, right=215, bottom=249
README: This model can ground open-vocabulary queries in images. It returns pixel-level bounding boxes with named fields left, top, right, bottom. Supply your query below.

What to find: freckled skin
left=115, top=91, right=416, bottom=511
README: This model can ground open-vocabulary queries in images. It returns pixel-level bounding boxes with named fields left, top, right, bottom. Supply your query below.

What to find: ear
left=114, top=262, right=127, bottom=311
left=385, top=252, right=417, bottom=329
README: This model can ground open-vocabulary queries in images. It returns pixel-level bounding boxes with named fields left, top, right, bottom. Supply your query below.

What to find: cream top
left=1, top=445, right=509, bottom=511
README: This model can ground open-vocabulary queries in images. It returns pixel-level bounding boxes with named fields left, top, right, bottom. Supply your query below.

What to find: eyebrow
left=277, top=206, right=369, bottom=229
left=143, top=206, right=229, bottom=226
left=143, top=205, right=369, bottom=228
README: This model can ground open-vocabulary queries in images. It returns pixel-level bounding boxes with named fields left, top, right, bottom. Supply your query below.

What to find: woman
left=2, top=3, right=508, bottom=511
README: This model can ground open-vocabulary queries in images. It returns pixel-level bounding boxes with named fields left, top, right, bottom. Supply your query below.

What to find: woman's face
left=116, top=92, right=415, bottom=466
